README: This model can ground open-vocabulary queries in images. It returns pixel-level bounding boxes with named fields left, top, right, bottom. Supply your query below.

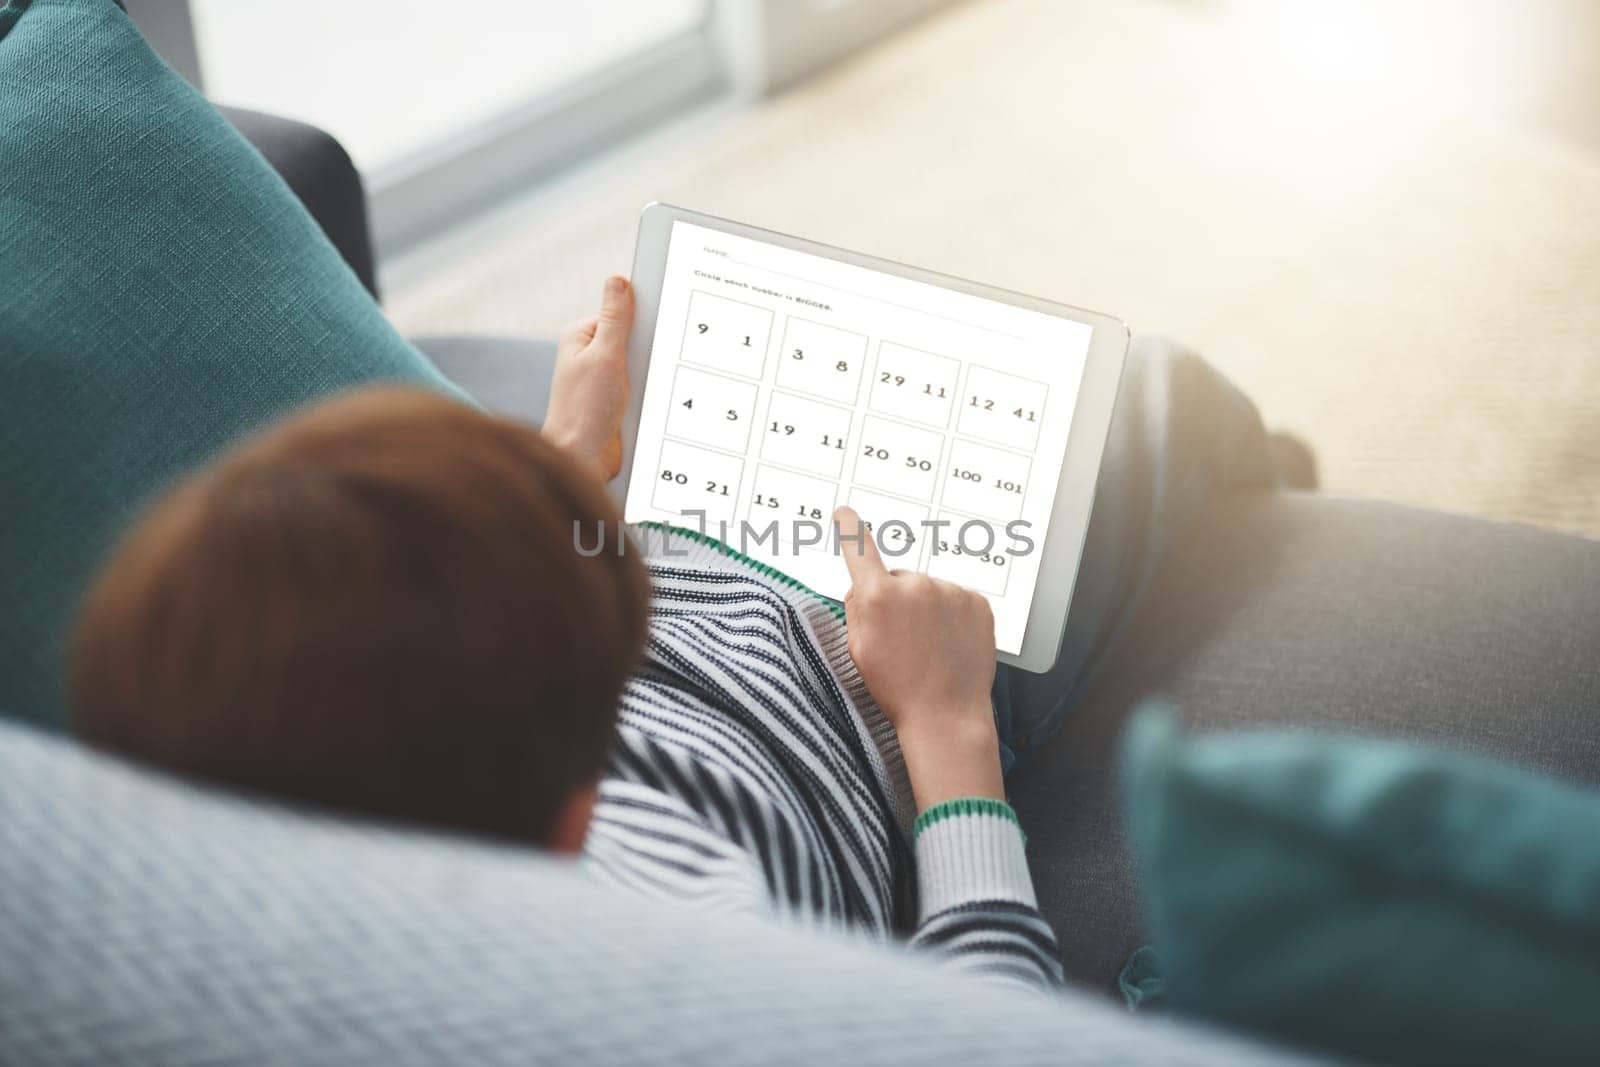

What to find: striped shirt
left=583, top=527, right=1064, bottom=993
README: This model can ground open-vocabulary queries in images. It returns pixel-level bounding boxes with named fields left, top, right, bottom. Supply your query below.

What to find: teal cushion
left=1122, top=708, right=1600, bottom=1065
left=1, top=0, right=457, bottom=729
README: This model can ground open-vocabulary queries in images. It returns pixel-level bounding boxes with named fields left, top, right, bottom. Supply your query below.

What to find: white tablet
left=615, top=204, right=1127, bottom=673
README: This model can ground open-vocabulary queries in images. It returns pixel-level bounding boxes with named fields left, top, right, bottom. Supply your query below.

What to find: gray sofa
left=414, top=342, right=1600, bottom=990
left=4, top=110, right=1596, bottom=1064
left=237, top=107, right=1600, bottom=991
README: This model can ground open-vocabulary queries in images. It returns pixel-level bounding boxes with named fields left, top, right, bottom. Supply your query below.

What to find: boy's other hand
left=544, top=275, right=634, bottom=481
left=834, top=506, right=1004, bottom=811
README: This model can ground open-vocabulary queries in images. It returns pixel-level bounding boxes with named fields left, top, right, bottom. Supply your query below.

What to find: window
left=132, top=0, right=957, bottom=255
left=188, top=0, right=715, bottom=253
left=190, top=1, right=711, bottom=175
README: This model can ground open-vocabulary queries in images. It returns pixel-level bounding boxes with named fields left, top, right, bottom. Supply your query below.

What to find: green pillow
left=1, top=0, right=457, bottom=729
left=1122, top=707, right=1600, bottom=1066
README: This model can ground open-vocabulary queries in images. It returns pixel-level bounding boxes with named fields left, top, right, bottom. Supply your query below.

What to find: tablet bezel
left=615, top=202, right=1128, bottom=674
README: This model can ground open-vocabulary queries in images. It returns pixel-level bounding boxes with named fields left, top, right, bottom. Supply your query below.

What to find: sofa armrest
left=1008, top=491, right=1600, bottom=990
left=412, top=335, right=559, bottom=426
left=219, top=106, right=379, bottom=300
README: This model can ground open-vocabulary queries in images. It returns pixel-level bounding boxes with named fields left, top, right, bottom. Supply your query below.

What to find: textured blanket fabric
left=0, top=722, right=1322, bottom=1066
left=0, top=0, right=454, bottom=729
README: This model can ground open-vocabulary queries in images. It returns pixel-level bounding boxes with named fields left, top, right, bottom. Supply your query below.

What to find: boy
left=71, top=278, right=1064, bottom=993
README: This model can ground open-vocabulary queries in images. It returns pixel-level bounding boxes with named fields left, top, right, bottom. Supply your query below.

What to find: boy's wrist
left=541, top=420, right=612, bottom=483
left=897, top=709, right=1005, bottom=810
left=540, top=416, right=585, bottom=456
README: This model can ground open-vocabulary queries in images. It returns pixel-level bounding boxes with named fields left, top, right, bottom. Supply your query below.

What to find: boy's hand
left=834, top=507, right=1005, bottom=811
left=543, top=275, right=634, bottom=481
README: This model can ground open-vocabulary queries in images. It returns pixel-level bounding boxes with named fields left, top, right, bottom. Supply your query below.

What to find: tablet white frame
left=615, top=202, right=1129, bottom=673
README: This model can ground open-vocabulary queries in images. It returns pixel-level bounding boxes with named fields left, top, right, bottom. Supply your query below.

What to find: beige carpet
left=388, top=0, right=1600, bottom=538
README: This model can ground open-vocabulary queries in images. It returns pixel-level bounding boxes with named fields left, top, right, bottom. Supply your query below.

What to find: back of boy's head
left=69, top=388, right=650, bottom=847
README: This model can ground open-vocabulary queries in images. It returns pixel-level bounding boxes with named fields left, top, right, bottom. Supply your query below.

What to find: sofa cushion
left=0, top=0, right=455, bottom=729
left=1006, top=492, right=1600, bottom=989
left=1122, top=709, right=1600, bottom=1065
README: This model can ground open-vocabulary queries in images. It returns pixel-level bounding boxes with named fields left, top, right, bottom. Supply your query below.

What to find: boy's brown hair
left=69, top=388, right=649, bottom=846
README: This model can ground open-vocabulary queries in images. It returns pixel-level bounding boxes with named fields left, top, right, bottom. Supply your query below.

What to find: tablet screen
left=624, top=220, right=1093, bottom=655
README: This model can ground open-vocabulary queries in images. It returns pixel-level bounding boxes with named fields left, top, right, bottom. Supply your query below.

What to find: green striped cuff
left=913, top=797, right=1020, bottom=840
